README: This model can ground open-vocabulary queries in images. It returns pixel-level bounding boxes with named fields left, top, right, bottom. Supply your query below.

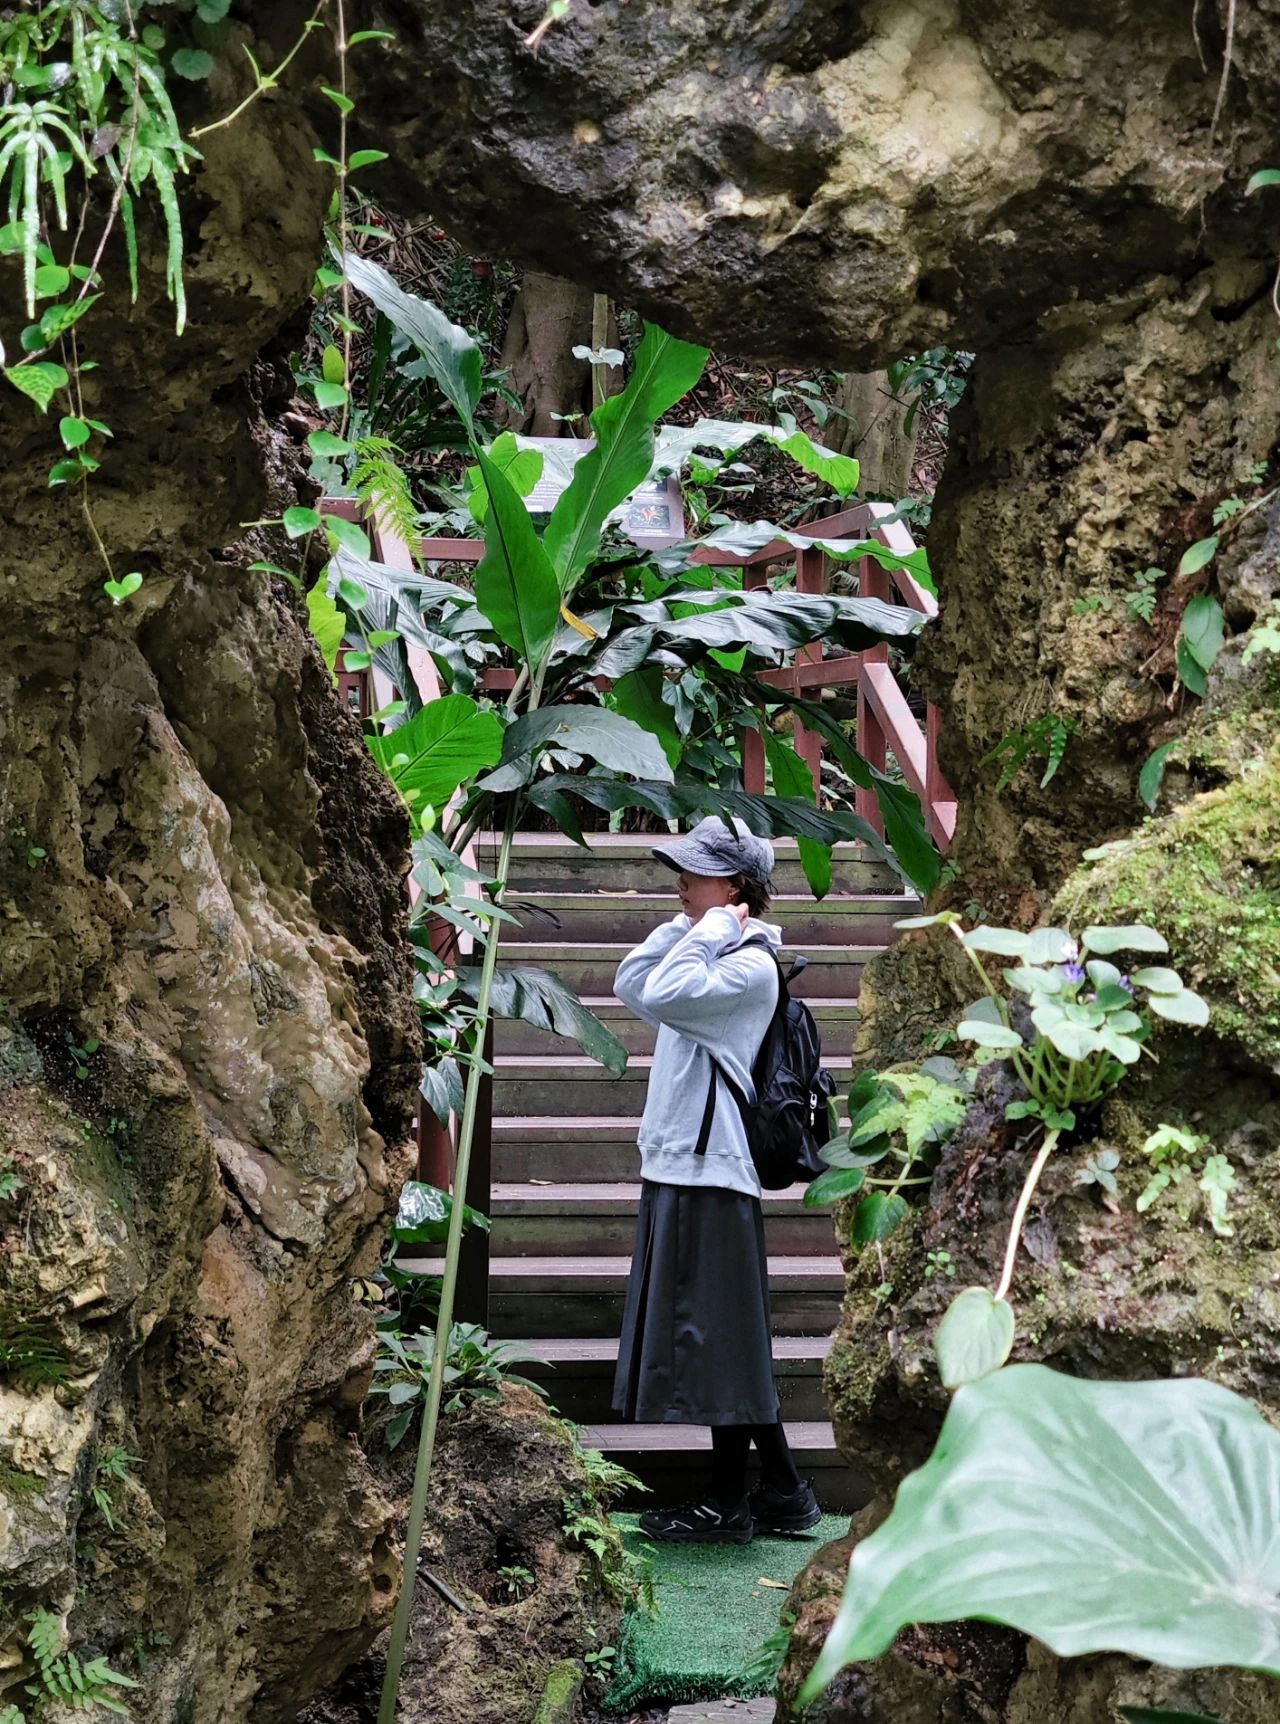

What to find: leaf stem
left=189, top=5, right=327, bottom=139
left=994, top=1128, right=1059, bottom=1303
left=946, top=922, right=1010, bottom=1025
left=376, top=808, right=520, bottom=1724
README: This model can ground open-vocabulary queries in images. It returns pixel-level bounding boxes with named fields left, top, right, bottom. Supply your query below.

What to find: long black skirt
left=611, top=1179, right=780, bottom=1426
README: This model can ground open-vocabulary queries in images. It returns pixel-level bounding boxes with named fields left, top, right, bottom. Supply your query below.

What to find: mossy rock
left=1054, top=739, right=1280, bottom=1073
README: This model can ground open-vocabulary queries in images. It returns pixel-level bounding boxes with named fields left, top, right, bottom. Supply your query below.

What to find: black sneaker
left=637, top=1497, right=754, bottom=1544
left=749, top=1477, right=822, bottom=1534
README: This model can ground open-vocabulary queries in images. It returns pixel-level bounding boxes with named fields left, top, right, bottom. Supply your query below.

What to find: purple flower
left=1119, top=975, right=1135, bottom=993
left=1061, top=962, right=1086, bottom=985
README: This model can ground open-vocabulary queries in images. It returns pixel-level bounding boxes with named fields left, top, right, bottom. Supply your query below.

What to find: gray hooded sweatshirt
left=613, top=905, right=783, bottom=1199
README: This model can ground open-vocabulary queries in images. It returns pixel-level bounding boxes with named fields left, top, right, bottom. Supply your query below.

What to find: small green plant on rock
left=497, top=1564, right=535, bottom=1600
left=10, top=1608, right=138, bottom=1719
left=0, top=1155, right=23, bottom=1203
left=981, top=713, right=1078, bottom=792
left=582, top=1643, right=616, bottom=1680
left=371, top=1322, right=548, bottom=1448
left=895, top=912, right=1209, bottom=1390
left=0, top=1315, right=70, bottom=1388
left=803, top=1063, right=969, bottom=1246
left=1137, top=1124, right=1236, bottom=1238
left=1072, top=1147, right=1120, bottom=1197
left=90, top=1448, right=140, bottom=1532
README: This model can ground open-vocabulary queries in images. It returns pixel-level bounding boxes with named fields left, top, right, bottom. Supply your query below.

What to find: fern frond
left=350, top=437, right=420, bottom=551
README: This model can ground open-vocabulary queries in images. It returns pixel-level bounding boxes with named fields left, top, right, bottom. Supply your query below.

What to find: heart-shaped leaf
left=1082, top=925, right=1169, bottom=955
left=962, top=927, right=1031, bottom=957
left=283, top=505, right=322, bottom=539
left=1147, top=989, right=1211, bottom=1027
left=103, top=572, right=143, bottom=605
left=935, top=1286, right=1015, bottom=1390
left=852, top=1191, right=909, bottom=1245
left=1130, top=966, right=1184, bottom=994
left=5, top=360, right=69, bottom=411
left=799, top=1366, right=1280, bottom=1705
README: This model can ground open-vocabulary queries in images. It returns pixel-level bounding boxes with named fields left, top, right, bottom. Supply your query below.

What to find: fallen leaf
left=757, top=1576, right=787, bottom=1589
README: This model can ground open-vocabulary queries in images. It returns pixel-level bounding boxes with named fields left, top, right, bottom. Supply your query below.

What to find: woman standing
left=611, top=816, right=821, bottom=1544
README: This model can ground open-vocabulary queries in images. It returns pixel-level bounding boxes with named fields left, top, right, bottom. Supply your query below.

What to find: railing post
left=855, top=554, right=890, bottom=836
left=741, top=563, right=770, bottom=793
left=792, top=546, right=825, bottom=790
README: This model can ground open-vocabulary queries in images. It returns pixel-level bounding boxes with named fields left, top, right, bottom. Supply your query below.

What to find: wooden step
left=580, top=1419, right=869, bottom=1514
left=492, top=1114, right=858, bottom=1182
left=504, top=892, right=915, bottom=947
left=476, top=1255, right=845, bottom=1338
left=489, top=1182, right=835, bottom=1256
left=495, top=941, right=875, bottom=1000
left=491, top=1052, right=854, bottom=1117
left=521, top=1334, right=833, bottom=1423
left=478, top=832, right=903, bottom=896
left=492, top=1117, right=643, bottom=1183
left=493, top=996, right=859, bottom=1058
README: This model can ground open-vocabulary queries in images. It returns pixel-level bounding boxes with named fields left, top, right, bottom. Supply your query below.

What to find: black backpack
left=693, top=939, right=837, bottom=1190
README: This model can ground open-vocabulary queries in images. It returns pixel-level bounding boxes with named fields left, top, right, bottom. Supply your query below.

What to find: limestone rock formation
left=1, top=38, right=418, bottom=1721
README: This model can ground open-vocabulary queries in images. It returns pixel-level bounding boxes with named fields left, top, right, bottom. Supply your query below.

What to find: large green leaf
left=479, top=706, right=675, bottom=792
left=606, top=668, right=682, bottom=768
left=763, top=731, right=832, bottom=899
left=307, top=572, right=346, bottom=676
left=693, top=517, right=935, bottom=595
left=457, top=965, right=628, bottom=1074
left=344, top=250, right=483, bottom=431
left=524, top=775, right=902, bottom=876
left=473, top=447, right=563, bottom=678
left=800, top=1365, right=1280, bottom=1704
left=367, top=694, right=504, bottom=811
left=390, top=1179, right=489, bottom=1244
left=651, top=415, right=860, bottom=499
left=467, top=430, right=543, bottom=523
left=543, top=322, right=708, bottom=592
left=770, top=690, right=939, bottom=896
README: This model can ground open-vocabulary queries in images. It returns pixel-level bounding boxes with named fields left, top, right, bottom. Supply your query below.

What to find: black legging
left=710, top=1418, right=802, bottom=1506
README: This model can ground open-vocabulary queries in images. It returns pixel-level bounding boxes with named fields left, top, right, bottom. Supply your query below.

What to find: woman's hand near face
left=731, top=901, right=750, bottom=928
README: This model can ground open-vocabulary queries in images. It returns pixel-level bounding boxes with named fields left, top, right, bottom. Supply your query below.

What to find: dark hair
left=730, top=871, right=771, bottom=918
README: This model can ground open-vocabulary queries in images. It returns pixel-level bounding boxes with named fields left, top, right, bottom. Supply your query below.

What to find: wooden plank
left=524, top=1335, right=833, bottom=1366
left=583, top=1421, right=836, bottom=1453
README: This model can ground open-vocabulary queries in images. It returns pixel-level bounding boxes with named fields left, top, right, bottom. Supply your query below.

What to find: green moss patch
left=1057, top=749, right=1280, bottom=1069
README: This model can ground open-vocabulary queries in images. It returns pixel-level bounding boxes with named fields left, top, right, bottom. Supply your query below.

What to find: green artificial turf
left=602, top=1513, right=847, bottom=1713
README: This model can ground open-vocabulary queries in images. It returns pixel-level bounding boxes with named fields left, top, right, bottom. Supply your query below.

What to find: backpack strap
left=691, top=935, right=787, bottom=1158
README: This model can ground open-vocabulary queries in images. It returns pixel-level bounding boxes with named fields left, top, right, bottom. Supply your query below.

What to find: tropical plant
left=376, top=1178, right=490, bottom=1335
left=886, top=347, right=973, bottom=433
left=799, top=1365, right=1280, bottom=1704
left=891, top=914, right=1209, bottom=1387
left=793, top=914, right=1245, bottom=1707
left=370, top=1322, right=549, bottom=1447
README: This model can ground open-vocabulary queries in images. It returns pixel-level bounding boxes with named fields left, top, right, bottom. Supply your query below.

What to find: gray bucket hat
left=652, top=816, right=775, bottom=884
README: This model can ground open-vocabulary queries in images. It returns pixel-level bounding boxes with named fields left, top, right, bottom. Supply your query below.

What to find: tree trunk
left=496, top=272, right=621, bottom=435
left=832, top=370, right=918, bottom=498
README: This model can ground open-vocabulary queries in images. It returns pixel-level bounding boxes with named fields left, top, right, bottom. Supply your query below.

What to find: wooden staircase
left=472, top=832, right=914, bottom=1511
